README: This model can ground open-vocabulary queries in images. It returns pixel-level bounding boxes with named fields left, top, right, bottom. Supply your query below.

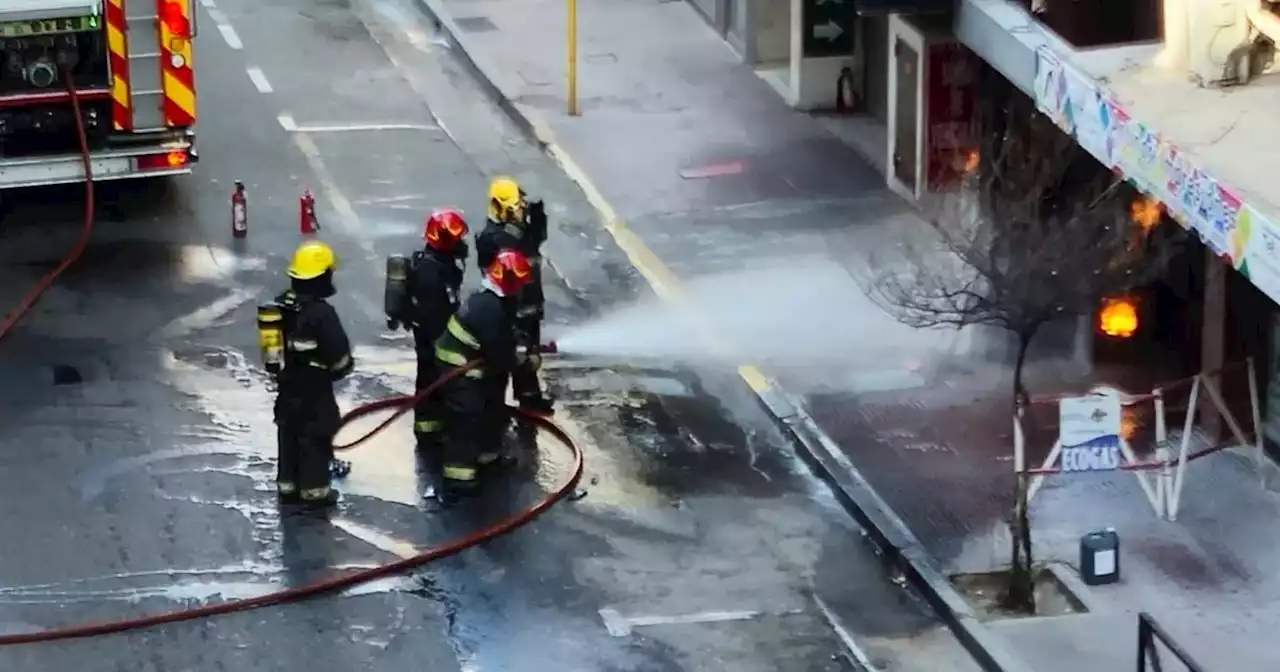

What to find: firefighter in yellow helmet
left=475, top=177, right=553, bottom=415
left=270, top=240, right=354, bottom=508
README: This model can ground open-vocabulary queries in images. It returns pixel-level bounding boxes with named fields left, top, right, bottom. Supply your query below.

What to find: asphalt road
left=0, top=0, right=973, bottom=669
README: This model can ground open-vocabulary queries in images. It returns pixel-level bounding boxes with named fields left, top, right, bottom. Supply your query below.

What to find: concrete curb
left=410, top=1, right=1032, bottom=669
left=751, top=389, right=1033, bottom=672
left=414, top=0, right=547, bottom=147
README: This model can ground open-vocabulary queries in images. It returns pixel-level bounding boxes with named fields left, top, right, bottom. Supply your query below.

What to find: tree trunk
left=1001, top=332, right=1037, bottom=614
left=1012, top=331, right=1031, bottom=409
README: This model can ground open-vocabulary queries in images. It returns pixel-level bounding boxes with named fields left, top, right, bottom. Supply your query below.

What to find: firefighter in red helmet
left=431, top=248, right=535, bottom=503
left=388, top=209, right=470, bottom=461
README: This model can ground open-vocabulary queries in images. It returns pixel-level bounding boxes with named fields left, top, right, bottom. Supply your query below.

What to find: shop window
left=1016, top=0, right=1161, bottom=48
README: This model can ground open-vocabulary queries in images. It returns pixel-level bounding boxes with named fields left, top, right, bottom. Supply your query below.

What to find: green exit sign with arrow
left=802, top=0, right=855, bottom=57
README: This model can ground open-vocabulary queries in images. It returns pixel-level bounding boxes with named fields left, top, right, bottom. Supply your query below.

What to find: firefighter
left=393, top=209, right=469, bottom=457
left=432, top=248, right=535, bottom=503
left=476, top=177, right=553, bottom=415
left=271, top=240, right=354, bottom=508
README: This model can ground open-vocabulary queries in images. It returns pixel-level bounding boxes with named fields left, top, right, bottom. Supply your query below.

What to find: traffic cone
left=231, top=181, right=248, bottom=238
left=300, top=189, right=320, bottom=235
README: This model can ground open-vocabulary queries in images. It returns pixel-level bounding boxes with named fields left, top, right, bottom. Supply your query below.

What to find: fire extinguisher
left=835, top=66, right=858, bottom=114
left=231, top=181, right=248, bottom=238
left=300, top=189, right=319, bottom=235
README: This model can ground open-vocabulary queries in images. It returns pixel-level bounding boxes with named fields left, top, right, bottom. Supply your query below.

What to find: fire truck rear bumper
left=0, top=141, right=197, bottom=190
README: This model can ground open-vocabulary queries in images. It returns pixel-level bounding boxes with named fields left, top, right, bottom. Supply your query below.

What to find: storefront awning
left=954, top=0, right=1052, bottom=95
left=955, top=0, right=1280, bottom=306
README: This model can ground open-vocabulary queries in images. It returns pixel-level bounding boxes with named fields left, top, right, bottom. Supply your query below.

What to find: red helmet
left=423, top=209, right=469, bottom=252
left=484, top=248, right=533, bottom=297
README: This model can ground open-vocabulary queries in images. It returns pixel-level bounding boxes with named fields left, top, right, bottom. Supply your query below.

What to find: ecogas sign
left=1061, top=441, right=1120, bottom=472
left=1058, top=393, right=1123, bottom=473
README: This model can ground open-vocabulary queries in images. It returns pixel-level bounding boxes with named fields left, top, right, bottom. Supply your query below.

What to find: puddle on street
left=26, top=241, right=267, bottom=284
left=159, top=343, right=427, bottom=507
left=0, top=560, right=403, bottom=608
left=333, top=409, right=421, bottom=506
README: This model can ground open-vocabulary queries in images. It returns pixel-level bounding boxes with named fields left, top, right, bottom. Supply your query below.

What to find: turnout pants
left=511, top=313, right=545, bottom=404
left=439, top=372, right=486, bottom=489
left=479, top=375, right=509, bottom=465
left=274, top=392, right=339, bottom=501
left=413, top=333, right=445, bottom=453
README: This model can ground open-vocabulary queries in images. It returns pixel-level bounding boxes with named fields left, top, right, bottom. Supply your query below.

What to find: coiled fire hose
left=0, top=74, right=583, bottom=645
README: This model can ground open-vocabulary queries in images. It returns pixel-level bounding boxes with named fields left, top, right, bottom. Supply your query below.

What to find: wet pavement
left=416, top=0, right=1280, bottom=665
left=0, top=0, right=975, bottom=669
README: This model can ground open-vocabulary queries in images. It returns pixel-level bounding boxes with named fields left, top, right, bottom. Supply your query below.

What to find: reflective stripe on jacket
left=433, top=315, right=484, bottom=378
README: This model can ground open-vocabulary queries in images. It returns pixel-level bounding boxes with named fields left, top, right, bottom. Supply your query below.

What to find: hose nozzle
left=520, top=341, right=558, bottom=356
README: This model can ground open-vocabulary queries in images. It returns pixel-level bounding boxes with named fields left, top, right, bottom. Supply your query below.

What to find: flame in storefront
left=1130, top=194, right=1163, bottom=231
left=1099, top=295, right=1140, bottom=339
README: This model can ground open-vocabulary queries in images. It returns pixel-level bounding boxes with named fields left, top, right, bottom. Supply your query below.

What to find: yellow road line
left=535, top=121, right=776, bottom=396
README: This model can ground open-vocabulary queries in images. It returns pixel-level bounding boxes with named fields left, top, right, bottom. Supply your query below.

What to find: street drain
left=52, top=365, right=82, bottom=386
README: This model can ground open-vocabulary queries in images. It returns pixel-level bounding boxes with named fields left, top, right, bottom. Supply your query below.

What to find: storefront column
left=1201, top=248, right=1226, bottom=441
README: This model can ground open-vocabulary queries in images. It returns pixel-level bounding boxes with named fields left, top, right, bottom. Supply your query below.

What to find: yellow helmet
left=487, top=177, right=525, bottom=224
left=287, top=239, right=337, bottom=280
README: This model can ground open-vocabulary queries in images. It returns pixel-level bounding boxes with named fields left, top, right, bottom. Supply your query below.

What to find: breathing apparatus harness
left=384, top=253, right=415, bottom=332
left=383, top=248, right=465, bottom=332
left=256, top=299, right=289, bottom=377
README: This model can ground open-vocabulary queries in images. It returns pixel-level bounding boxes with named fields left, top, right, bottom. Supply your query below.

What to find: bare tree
left=866, top=77, right=1183, bottom=613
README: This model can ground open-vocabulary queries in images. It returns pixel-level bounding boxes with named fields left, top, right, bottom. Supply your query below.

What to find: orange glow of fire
left=964, top=149, right=980, bottom=173
left=1099, top=297, right=1140, bottom=338
left=1130, top=194, right=1162, bottom=231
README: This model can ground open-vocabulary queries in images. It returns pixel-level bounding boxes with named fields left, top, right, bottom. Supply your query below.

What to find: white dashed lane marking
left=201, top=6, right=243, bottom=50
left=274, top=116, right=438, bottom=134
left=217, top=23, right=243, bottom=50
left=245, top=66, right=273, bottom=93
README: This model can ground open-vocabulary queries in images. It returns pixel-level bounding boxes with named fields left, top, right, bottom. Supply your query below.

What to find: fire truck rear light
left=137, top=151, right=188, bottom=171
left=162, top=2, right=192, bottom=38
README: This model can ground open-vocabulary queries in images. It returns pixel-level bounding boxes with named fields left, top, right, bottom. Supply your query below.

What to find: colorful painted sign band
left=1032, top=46, right=1280, bottom=305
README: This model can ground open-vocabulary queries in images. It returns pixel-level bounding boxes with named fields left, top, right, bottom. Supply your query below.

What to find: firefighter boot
left=477, top=449, right=517, bottom=475
left=299, top=487, right=340, bottom=509
left=416, top=436, right=444, bottom=501
left=438, top=463, right=480, bottom=506
left=276, top=481, right=301, bottom=505
left=437, top=479, right=480, bottom=507
left=477, top=419, right=516, bottom=474
left=517, top=393, right=555, bottom=416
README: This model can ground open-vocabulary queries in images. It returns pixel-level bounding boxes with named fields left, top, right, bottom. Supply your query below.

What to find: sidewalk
left=814, top=362, right=1280, bottom=669
left=415, top=0, right=1280, bottom=667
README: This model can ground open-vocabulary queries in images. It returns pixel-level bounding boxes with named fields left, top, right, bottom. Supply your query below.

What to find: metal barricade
left=1137, top=612, right=1207, bottom=672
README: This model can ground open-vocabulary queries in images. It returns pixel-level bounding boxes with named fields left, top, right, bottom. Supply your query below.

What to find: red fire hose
left=0, top=76, right=584, bottom=646
left=0, top=70, right=95, bottom=345
left=0, top=391, right=583, bottom=646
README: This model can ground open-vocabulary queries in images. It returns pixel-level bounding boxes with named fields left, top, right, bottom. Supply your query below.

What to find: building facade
left=697, top=0, right=1280, bottom=447
left=955, top=0, right=1280, bottom=448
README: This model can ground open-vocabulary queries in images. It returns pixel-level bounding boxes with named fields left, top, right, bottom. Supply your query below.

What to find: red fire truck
left=0, top=0, right=197, bottom=190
